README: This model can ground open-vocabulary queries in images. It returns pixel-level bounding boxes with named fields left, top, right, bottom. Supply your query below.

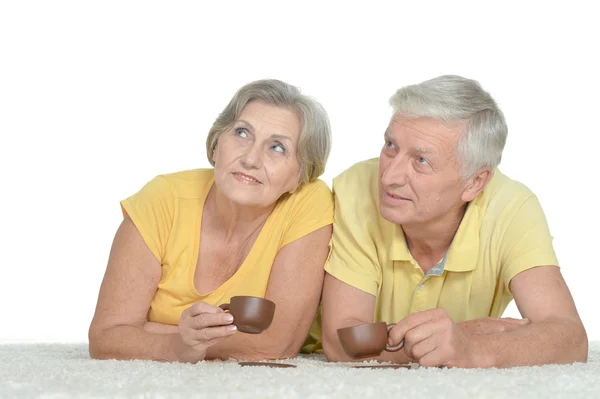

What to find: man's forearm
left=89, top=323, right=182, bottom=362
left=324, top=335, right=414, bottom=364
left=466, top=319, right=588, bottom=368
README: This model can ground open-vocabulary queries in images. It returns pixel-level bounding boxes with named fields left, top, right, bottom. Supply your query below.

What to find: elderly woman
left=89, top=79, right=333, bottom=363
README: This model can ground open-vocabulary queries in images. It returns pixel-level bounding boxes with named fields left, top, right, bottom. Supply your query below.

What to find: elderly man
left=320, top=75, right=587, bottom=368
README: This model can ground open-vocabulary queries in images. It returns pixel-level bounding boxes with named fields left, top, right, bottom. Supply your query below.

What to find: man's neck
left=402, top=204, right=467, bottom=264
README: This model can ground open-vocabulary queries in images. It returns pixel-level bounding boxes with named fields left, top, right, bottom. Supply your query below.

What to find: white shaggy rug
left=1, top=343, right=599, bottom=398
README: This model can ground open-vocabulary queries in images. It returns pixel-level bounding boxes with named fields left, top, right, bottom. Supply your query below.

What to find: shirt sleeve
left=500, top=195, right=559, bottom=292
left=280, top=180, right=334, bottom=247
left=324, top=175, right=382, bottom=296
left=120, top=176, right=175, bottom=262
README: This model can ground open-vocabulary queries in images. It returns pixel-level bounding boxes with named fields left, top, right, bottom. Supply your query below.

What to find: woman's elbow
left=251, top=338, right=303, bottom=361
left=88, top=325, right=113, bottom=360
left=322, top=334, right=345, bottom=362
left=265, top=341, right=301, bottom=360
left=88, top=331, right=104, bottom=359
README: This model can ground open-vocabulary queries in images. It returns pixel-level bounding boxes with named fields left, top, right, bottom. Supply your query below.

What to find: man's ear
left=461, top=167, right=492, bottom=202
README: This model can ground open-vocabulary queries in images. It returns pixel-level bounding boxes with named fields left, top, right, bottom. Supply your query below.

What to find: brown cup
left=219, top=296, right=276, bottom=334
left=337, top=322, right=404, bottom=359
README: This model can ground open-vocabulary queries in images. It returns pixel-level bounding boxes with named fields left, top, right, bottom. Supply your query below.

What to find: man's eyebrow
left=414, top=146, right=434, bottom=154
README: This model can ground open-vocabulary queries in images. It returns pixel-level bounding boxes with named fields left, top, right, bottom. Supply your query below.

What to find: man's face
left=378, top=115, right=470, bottom=227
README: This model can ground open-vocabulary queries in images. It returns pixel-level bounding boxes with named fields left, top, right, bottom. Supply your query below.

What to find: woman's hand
left=175, top=302, right=237, bottom=363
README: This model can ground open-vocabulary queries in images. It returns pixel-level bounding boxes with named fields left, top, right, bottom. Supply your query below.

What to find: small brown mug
left=337, top=322, right=404, bottom=359
left=219, top=296, right=276, bottom=334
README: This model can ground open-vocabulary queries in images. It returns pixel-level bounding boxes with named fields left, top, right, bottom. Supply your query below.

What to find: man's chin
left=379, top=205, right=412, bottom=225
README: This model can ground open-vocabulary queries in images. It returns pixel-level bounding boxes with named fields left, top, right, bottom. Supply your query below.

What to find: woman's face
left=212, top=100, right=302, bottom=209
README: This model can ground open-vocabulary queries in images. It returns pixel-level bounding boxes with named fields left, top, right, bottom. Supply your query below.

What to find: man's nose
left=381, top=154, right=408, bottom=187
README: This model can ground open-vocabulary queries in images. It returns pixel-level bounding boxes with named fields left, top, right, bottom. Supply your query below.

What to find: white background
left=1, top=1, right=598, bottom=343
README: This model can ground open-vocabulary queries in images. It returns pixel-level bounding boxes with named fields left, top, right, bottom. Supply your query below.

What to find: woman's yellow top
left=120, top=169, right=334, bottom=325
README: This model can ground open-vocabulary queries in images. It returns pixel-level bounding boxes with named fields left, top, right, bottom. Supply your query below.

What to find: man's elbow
left=572, top=323, right=588, bottom=363
left=554, top=319, right=588, bottom=364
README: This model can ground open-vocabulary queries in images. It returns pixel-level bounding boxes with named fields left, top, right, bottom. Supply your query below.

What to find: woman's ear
left=289, top=170, right=303, bottom=194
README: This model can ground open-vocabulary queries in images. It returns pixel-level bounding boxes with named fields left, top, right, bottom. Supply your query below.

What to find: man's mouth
left=385, top=191, right=410, bottom=201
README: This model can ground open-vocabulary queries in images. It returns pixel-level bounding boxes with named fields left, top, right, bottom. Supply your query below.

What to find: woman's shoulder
left=157, top=168, right=214, bottom=199
left=291, top=179, right=332, bottom=202
left=275, top=179, right=333, bottom=219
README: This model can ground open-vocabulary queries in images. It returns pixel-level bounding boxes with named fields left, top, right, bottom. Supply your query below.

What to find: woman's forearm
left=89, top=323, right=183, bottom=362
left=205, top=329, right=300, bottom=361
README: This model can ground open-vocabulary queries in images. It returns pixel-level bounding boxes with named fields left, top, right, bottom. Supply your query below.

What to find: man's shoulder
left=331, top=158, right=380, bottom=217
left=333, top=158, right=379, bottom=192
left=478, top=169, right=538, bottom=218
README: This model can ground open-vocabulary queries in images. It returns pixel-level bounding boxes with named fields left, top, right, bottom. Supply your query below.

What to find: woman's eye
left=272, top=143, right=285, bottom=153
left=234, top=128, right=248, bottom=138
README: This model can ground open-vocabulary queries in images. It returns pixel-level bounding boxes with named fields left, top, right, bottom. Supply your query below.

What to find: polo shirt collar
left=389, top=201, right=482, bottom=273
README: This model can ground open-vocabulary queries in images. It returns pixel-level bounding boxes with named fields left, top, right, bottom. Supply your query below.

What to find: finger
left=190, top=312, right=234, bottom=329
left=186, top=302, right=224, bottom=317
left=410, top=336, right=439, bottom=362
left=402, top=322, right=437, bottom=358
left=192, top=324, right=237, bottom=343
left=417, top=348, right=448, bottom=368
left=502, top=317, right=530, bottom=324
left=389, top=308, right=447, bottom=346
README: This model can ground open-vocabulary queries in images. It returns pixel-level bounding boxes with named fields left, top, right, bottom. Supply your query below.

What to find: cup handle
left=385, top=323, right=404, bottom=352
left=219, top=303, right=230, bottom=311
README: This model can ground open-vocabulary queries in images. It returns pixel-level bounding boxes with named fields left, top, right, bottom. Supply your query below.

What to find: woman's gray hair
left=389, top=75, right=508, bottom=179
left=206, top=79, right=331, bottom=187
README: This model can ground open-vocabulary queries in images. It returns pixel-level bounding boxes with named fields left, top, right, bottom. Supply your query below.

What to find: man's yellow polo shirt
left=325, top=158, right=559, bottom=324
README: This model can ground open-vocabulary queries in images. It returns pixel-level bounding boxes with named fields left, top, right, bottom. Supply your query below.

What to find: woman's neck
left=206, top=185, right=275, bottom=242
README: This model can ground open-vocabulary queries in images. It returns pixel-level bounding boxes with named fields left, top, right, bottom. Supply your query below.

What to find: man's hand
left=388, top=308, right=474, bottom=368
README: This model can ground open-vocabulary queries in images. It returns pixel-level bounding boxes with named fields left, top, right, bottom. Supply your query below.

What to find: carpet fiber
left=1, top=343, right=599, bottom=398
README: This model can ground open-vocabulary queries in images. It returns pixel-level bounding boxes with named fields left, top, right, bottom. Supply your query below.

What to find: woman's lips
left=232, top=172, right=262, bottom=184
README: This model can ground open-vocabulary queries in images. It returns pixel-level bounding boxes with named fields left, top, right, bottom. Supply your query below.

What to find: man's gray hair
left=389, top=75, right=507, bottom=179
left=206, top=79, right=331, bottom=187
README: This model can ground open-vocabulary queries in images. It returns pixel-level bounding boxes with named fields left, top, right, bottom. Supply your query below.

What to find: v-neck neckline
left=188, top=176, right=275, bottom=297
